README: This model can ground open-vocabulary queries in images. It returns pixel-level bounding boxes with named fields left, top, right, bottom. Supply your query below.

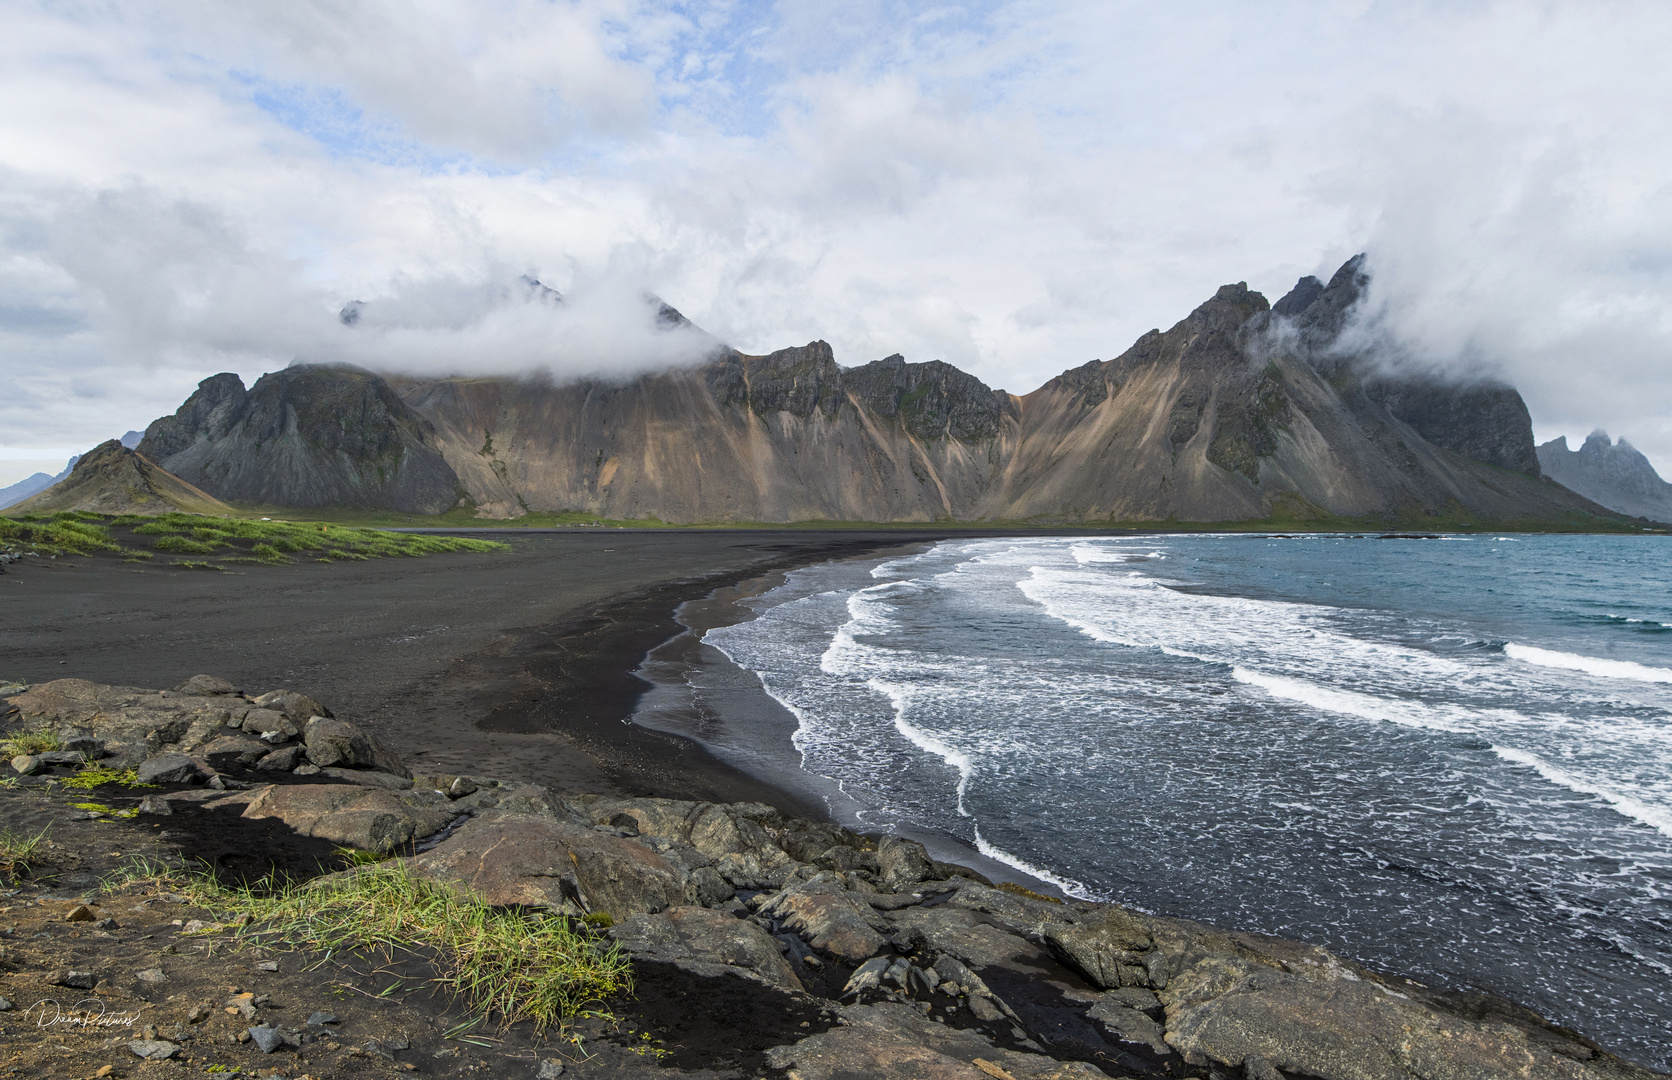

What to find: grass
left=107, top=859, right=632, bottom=1033
left=0, top=726, right=62, bottom=757
left=62, top=764, right=151, bottom=790
left=0, top=510, right=510, bottom=564
left=0, top=826, right=49, bottom=883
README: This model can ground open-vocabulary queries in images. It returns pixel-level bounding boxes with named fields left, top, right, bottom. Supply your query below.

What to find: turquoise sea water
left=699, top=534, right=1672, bottom=1068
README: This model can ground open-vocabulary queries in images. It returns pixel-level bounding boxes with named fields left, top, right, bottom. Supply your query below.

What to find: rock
left=536, top=1060, right=565, bottom=1078
left=136, top=968, right=168, bottom=984
left=62, top=735, right=106, bottom=758
left=448, top=776, right=478, bottom=798
left=128, top=1039, right=181, bottom=1060
left=48, top=970, right=98, bottom=990
left=843, top=956, right=892, bottom=996
left=1084, top=1000, right=1168, bottom=1056
left=137, top=795, right=174, bottom=815
left=248, top=1024, right=293, bottom=1053
left=9, top=754, right=42, bottom=775
left=306, top=1011, right=339, bottom=1026
left=293, top=763, right=320, bottom=775
left=876, top=836, right=936, bottom=892
left=137, top=753, right=201, bottom=785
left=0, top=997, right=12, bottom=1011
left=1043, top=908, right=1154, bottom=990
left=414, top=813, right=685, bottom=917
left=175, top=674, right=239, bottom=695
left=64, top=904, right=96, bottom=922
left=187, top=1003, right=211, bottom=1023
left=252, top=688, right=330, bottom=722
left=1160, top=955, right=1605, bottom=1080
left=196, top=733, right=271, bottom=769
left=319, top=766, right=413, bottom=789
left=303, top=717, right=410, bottom=777
left=254, top=745, right=304, bottom=771
left=761, top=874, right=888, bottom=963
left=765, top=1002, right=1112, bottom=1079
left=239, top=708, right=299, bottom=739
left=240, top=783, right=453, bottom=854
left=255, top=960, right=279, bottom=972
left=684, top=864, right=736, bottom=907
left=609, top=906, right=802, bottom=992
left=889, top=905, right=1044, bottom=973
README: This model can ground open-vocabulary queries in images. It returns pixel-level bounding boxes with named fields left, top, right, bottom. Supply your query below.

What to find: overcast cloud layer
left=3, top=0, right=1671, bottom=485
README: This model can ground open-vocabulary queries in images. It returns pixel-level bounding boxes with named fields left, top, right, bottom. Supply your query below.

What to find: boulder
left=195, top=734, right=271, bottom=771
left=252, top=689, right=330, bottom=722
left=876, top=835, right=936, bottom=892
left=413, top=814, right=686, bottom=917
left=887, top=904, right=1045, bottom=971
left=609, top=906, right=801, bottom=992
left=6, top=679, right=231, bottom=767
left=761, top=874, right=888, bottom=963
left=1042, top=908, right=1157, bottom=990
left=318, top=767, right=413, bottom=790
left=302, top=717, right=410, bottom=778
left=174, top=675, right=239, bottom=696
left=765, top=1002, right=1113, bottom=1079
left=254, top=745, right=303, bottom=772
left=240, top=783, right=452, bottom=853
left=239, top=708, right=298, bottom=739
left=1085, top=999, right=1169, bottom=1056
left=1161, top=956, right=1607, bottom=1080
left=137, top=754, right=202, bottom=785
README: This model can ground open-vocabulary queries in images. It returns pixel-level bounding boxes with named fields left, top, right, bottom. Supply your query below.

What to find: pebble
left=48, top=969, right=98, bottom=990
left=136, top=967, right=168, bottom=984
left=536, top=1060, right=566, bottom=1078
left=0, top=996, right=11, bottom=1011
left=128, top=1039, right=181, bottom=1060
left=64, top=904, right=96, bottom=922
left=306, top=1011, right=339, bottom=1026
left=256, top=959, right=280, bottom=972
left=248, top=1025, right=288, bottom=1053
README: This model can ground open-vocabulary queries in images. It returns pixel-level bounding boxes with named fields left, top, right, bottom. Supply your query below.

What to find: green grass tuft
left=63, top=764, right=151, bottom=790
left=105, top=860, right=632, bottom=1032
left=0, top=826, right=49, bottom=883
left=0, top=726, right=62, bottom=756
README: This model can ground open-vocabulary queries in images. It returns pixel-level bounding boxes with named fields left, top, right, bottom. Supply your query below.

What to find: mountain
left=7, top=440, right=234, bottom=516
left=1537, top=432, right=1672, bottom=523
left=0, top=460, right=72, bottom=510
left=138, top=365, right=462, bottom=514
left=133, top=257, right=1621, bottom=526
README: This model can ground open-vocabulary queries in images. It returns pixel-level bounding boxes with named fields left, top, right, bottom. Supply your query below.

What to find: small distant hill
left=7, top=440, right=234, bottom=516
left=1537, top=432, right=1672, bottom=523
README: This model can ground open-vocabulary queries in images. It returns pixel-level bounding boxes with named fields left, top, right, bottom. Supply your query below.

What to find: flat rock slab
left=413, top=812, right=686, bottom=917
left=241, top=783, right=452, bottom=854
left=767, top=1003, right=1112, bottom=1080
left=610, top=906, right=801, bottom=992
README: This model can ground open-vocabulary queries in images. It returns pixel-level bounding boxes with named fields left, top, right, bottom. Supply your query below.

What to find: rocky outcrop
left=7, top=440, right=234, bottom=516
left=1538, top=432, right=1672, bottom=522
left=137, top=365, right=463, bottom=513
left=2, top=675, right=1663, bottom=1080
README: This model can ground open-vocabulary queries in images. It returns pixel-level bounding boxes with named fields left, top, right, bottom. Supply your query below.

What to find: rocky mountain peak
left=1538, top=430, right=1672, bottom=522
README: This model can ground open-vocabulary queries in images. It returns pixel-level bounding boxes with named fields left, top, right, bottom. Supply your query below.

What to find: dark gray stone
left=137, top=753, right=200, bottom=785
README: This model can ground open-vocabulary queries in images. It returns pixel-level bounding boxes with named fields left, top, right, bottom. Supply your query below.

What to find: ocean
left=634, top=533, right=1672, bottom=1069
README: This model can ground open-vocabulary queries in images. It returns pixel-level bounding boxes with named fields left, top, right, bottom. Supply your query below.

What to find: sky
left=4, top=0, right=1672, bottom=485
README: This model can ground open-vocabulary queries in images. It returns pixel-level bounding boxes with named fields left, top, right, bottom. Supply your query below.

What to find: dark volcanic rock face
left=139, top=365, right=462, bottom=513
left=844, top=354, right=1017, bottom=441
left=1364, top=377, right=1541, bottom=475
left=1538, top=432, right=1672, bottom=522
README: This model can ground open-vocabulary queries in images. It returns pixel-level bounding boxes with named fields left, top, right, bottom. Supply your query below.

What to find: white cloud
left=3, top=0, right=1672, bottom=486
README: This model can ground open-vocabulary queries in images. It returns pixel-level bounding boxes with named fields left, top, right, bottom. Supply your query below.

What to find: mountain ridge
left=1537, top=432, right=1672, bottom=523
left=122, top=257, right=1624, bottom=527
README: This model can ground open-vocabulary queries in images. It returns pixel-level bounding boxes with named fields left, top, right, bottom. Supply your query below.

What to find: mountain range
left=10, top=257, right=1645, bottom=527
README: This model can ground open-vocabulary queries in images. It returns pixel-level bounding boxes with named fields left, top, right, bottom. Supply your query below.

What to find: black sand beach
left=0, top=529, right=1023, bottom=816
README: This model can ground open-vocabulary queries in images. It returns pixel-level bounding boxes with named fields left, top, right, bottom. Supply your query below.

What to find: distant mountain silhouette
left=1538, top=431, right=1672, bottom=523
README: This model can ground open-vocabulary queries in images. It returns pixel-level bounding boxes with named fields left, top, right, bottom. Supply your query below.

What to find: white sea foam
left=971, top=823, right=1095, bottom=899
left=869, top=678, right=975, bottom=815
left=1231, top=668, right=1469, bottom=733
left=1492, top=746, right=1672, bottom=839
left=1506, top=643, right=1672, bottom=684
